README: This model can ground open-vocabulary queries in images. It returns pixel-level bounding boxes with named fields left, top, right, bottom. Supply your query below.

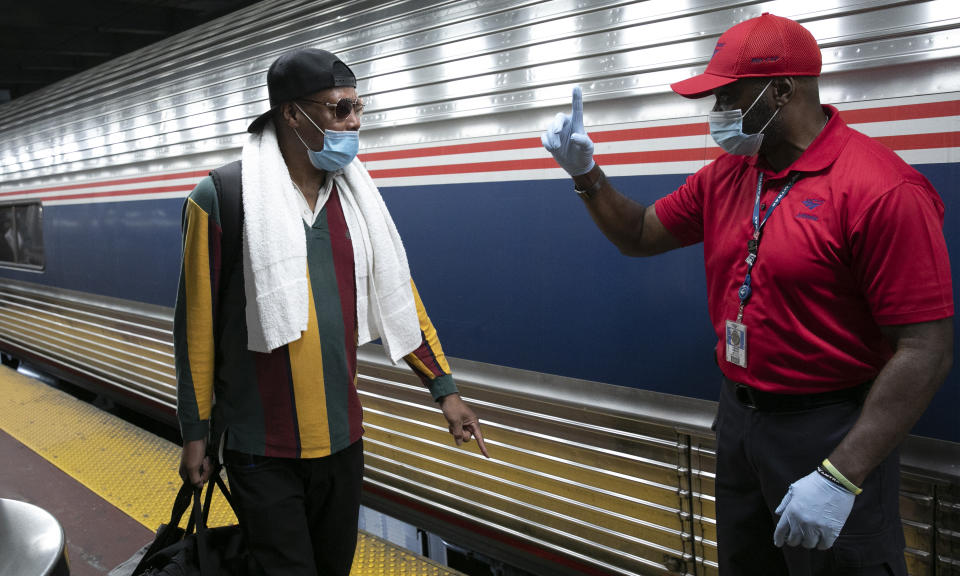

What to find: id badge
left=725, top=320, right=747, bottom=368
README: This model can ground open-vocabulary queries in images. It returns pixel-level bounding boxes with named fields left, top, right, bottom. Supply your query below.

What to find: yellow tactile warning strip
left=352, top=531, right=461, bottom=576
left=0, top=365, right=204, bottom=529
left=0, top=367, right=465, bottom=575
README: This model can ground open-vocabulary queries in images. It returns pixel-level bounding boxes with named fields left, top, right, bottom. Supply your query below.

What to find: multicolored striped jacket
left=174, top=175, right=456, bottom=458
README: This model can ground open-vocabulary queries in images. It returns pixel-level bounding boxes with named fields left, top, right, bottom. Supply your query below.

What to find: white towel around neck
left=240, top=125, right=420, bottom=362
left=334, top=160, right=421, bottom=362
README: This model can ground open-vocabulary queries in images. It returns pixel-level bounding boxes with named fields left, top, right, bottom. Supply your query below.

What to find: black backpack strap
left=131, top=481, right=194, bottom=574
left=209, top=159, right=243, bottom=291
left=207, top=160, right=243, bottom=462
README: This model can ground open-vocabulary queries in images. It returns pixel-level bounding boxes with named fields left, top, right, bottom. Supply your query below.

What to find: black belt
left=725, top=378, right=871, bottom=412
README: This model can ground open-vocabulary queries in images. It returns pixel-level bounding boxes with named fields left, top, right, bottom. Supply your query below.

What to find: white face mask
left=708, top=80, right=779, bottom=156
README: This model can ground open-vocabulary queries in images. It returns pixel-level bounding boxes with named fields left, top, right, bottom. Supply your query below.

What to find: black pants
left=716, top=379, right=907, bottom=576
left=224, top=440, right=364, bottom=576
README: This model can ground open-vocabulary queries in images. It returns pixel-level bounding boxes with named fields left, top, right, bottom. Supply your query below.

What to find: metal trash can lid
left=0, top=498, right=67, bottom=576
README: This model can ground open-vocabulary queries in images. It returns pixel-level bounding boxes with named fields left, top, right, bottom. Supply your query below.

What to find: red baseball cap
left=671, top=13, right=821, bottom=99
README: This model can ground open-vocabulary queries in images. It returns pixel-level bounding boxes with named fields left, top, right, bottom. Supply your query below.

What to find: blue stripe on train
left=906, top=163, right=960, bottom=441
left=0, top=199, right=184, bottom=306
left=0, top=163, right=956, bottom=441
left=385, top=172, right=715, bottom=398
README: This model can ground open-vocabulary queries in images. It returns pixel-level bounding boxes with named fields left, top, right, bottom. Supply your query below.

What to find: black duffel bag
left=110, top=470, right=260, bottom=576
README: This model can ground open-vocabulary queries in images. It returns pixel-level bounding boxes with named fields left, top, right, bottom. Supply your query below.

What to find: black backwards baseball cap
left=247, top=48, right=357, bottom=133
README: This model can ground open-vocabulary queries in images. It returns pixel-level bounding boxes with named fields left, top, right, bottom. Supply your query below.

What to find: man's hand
left=774, top=470, right=855, bottom=549
left=180, top=438, right=212, bottom=488
left=439, top=393, right=489, bottom=458
left=541, top=86, right=595, bottom=176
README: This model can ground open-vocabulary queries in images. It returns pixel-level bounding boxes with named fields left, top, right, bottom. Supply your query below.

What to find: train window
left=0, top=204, right=44, bottom=269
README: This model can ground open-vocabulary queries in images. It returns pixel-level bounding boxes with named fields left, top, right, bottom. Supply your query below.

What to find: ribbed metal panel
left=900, top=470, right=960, bottom=576
left=0, top=281, right=175, bottom=406
left=357, top=352, right=716, bottom=575
left=3, top=0, right=960, bottom=183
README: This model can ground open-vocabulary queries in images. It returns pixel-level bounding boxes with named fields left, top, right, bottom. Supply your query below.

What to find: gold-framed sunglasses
left=298, top=97, right=364, bottom=119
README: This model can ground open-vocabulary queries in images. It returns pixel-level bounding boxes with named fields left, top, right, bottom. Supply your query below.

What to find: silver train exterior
left=0, top=1, right=957, bottom=574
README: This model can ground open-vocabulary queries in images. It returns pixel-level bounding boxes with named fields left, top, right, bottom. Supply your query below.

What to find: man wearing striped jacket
left=174, top=47, right=487, bottom=576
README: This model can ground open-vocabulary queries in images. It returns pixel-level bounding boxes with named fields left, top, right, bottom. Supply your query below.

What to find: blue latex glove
left=774, top=470, right=856, bottom=550
left=541, top=86, right=596, bottom=176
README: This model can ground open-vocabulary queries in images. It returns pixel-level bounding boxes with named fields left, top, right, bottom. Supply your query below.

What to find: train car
left=0, top=1, right=957, bottom=574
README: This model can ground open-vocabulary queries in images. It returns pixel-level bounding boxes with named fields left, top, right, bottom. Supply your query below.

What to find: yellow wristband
left=822, top=458, right=863, bottom=495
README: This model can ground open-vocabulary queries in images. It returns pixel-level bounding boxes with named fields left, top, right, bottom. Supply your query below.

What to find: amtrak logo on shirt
left=797, top=197, right=826, bottom=221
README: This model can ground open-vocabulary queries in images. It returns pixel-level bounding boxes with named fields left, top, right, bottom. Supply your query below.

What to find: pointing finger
left=571, top=86, right=584, bottom=133
left=466, top=422, right=489, bottom=458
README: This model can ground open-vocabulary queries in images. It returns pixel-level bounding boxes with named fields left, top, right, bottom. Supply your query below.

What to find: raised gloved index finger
left=571, top=86, right=584, bottom=133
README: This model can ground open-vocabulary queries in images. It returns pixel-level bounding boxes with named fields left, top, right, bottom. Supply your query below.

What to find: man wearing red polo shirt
left=542, top=13, right=953, bottom=575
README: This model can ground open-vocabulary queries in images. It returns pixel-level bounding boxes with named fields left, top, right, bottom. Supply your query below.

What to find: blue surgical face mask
left=293, top=102, right=359, bottom=171
left=709, top=80, right=779, bottom=156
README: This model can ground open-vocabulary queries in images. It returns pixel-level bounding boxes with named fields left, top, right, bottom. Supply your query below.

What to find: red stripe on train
left=0, top=170, right=209, bottom=198
left=365, top=131, right=959, bottom=179
left=358, top=123, right=710, bottom=162
left=358, top=100, right=958, bottom=163
left=42, top=184, right=196, bottom=202
left=873, top=131, right=960, bottom=150
left=359, top=138, right=543, bottom=161
left=839, top=100, right=960, bottom=124
left=365, top=147, right=719, bottom=178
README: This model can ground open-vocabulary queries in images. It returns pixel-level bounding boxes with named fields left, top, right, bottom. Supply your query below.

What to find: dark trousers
left=224, top=440, right=364, bottom=576
left=716, top=379, right=907, bottom=576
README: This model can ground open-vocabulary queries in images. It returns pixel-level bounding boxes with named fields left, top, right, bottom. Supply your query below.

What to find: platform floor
left=0, top=365, right=463, bottom=576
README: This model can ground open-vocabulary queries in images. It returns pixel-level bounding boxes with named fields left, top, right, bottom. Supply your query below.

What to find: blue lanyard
left=736, top=172, right=800, bottom=322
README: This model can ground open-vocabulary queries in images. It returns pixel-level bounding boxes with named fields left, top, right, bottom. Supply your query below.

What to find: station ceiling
left=0, top=0, right=261, bottom=103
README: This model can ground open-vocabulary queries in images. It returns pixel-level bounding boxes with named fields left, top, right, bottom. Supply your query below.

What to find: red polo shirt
left=655, top=105, right=953, bottom=394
